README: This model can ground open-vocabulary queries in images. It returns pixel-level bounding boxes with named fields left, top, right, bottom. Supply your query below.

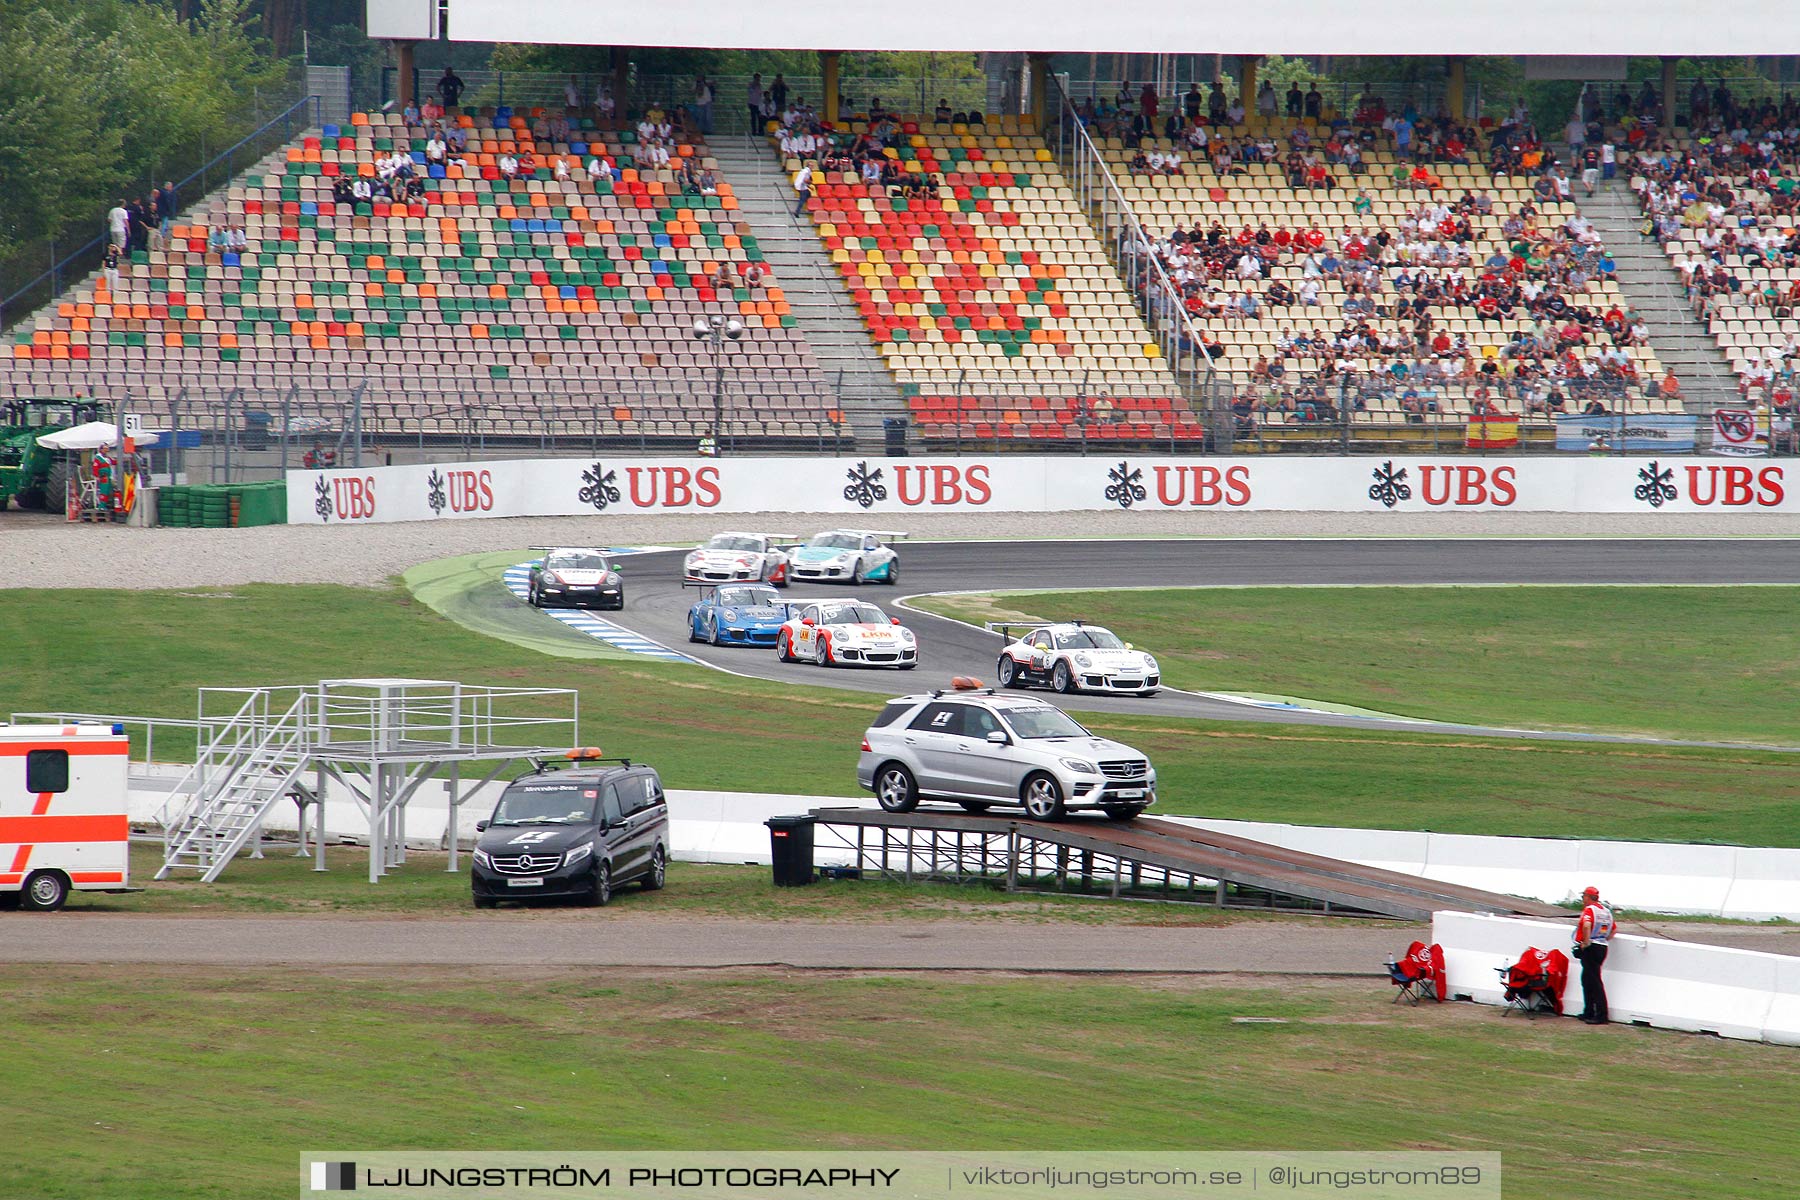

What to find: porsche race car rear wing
left=837, top=529, right=909, bottom=543
left=985, top=619, right=1084, bottom=641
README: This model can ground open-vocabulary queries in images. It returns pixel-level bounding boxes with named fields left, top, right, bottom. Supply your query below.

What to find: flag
left=1711, top=408, right=1767, bottom=456
left=1465, top=414, right=1519, bottom=448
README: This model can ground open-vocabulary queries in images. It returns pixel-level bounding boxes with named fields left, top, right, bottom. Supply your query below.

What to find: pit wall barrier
left=126, top=772, right=1800, bottom=920
left=1431, top=911, right=1800, bottom=1046
left=286, top=455, right=1800, bottom=524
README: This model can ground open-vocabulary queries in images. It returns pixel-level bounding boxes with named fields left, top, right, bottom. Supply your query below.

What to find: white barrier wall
left=285, top=456, right=1800, bottom=524
left=1191, top=818, right=1800, bottom=921
left=128, top=768, right=864, bottom=866
left=126, top=772, right=1800, bottom=918
left=1432, top=911, right=1800, bottom=1045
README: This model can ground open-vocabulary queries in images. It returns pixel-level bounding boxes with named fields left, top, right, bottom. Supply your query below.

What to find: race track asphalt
left=598, top=538, right=1800, bottom=746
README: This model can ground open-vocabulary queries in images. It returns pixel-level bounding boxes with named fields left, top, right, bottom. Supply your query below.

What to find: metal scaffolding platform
left=809, top=808, right=1568, bottom=921
left=30, top=678, right=582, bottom=884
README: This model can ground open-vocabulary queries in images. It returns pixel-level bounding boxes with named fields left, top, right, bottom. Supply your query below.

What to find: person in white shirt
left=108, top=201, right=129, bottom=248
left=792, top=162, right=814, bottom=217
left=498, top=154, right=519, bottom=178
left=554, top=157, right=571, bottom=181
left=595, top=86, right=615, bottom=118
left=426, top=135, right=446, bottom=165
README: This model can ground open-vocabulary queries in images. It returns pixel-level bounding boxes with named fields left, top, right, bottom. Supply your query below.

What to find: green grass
left=912, top=586, right=1800, bottom=745
left=4, top=968, right=1793, bottom=1200
left=5, top=581, right=1799, bottom=845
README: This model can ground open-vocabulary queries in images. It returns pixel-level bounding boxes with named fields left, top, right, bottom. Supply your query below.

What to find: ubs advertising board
left=286, top=456, right=1799, bottom=524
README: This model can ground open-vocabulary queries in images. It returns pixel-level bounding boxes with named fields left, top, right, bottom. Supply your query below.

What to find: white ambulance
left=0, top=723, right=132, bottom=911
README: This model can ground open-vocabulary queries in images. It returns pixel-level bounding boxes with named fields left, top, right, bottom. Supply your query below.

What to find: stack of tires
left=158, top=487, right=190, bottom=526
left=154, top=481, right=286, bottom=528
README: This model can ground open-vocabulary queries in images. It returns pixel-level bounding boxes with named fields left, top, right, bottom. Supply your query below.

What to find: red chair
left=1387, top=941, right=1446, bottom=1004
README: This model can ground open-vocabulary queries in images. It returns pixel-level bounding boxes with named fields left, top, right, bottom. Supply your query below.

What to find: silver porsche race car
left=682, top=531, right=797, bottom=587
left=991, top=621, right=1160, bottom=696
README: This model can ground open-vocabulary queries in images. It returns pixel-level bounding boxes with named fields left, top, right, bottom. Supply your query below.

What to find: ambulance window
left=26, top=749, right=70, bottom=794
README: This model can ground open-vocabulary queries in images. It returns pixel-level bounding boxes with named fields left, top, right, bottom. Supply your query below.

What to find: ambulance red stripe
left=0, top=742, right=130, bottom=757
left=0, top=814, right=130, bottom=843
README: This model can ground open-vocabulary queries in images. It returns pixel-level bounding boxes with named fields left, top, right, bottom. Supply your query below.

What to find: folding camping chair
left=1386, top=940, right=1445, bottom=1004
left=1495, top=946, right=1570, bottom=1017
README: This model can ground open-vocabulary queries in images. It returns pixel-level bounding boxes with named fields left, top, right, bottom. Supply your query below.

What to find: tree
left=0, top=0, right=293, bottom=309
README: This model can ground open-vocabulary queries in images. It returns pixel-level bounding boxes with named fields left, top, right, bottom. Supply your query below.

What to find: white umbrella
left=36, top=421, right=120, bottom=451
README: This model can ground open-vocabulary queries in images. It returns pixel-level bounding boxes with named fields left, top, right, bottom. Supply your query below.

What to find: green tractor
left=0, top=399, right=101, bottom=513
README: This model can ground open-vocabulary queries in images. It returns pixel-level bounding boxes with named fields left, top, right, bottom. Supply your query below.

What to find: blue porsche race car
left=685, top=582, right=792, bottom=648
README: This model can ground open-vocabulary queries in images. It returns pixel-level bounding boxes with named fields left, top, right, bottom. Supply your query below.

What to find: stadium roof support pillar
left=1238, top=55, right=1259, bottom=107
left=1445, top=55, right=1466, bottom=121
left=612, top=48, right=631, bottom=119
left=1662, top=56, right=1678, bottom=125
left=821, top=51, right=841, bottom=125
left=395, top=41, right=416, bottom=107
left=1029, top=54, right=1049, bottom=129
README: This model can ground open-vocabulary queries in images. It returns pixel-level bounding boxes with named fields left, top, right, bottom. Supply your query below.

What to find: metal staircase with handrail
left=156, top=689, right=315, bottom=882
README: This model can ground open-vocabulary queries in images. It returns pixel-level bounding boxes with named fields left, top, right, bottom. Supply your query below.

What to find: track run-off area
left=568, top=537, right=1800, bottom=747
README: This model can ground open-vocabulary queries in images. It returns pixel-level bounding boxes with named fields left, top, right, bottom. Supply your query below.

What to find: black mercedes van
left=471, top=761, right=668, bottom=907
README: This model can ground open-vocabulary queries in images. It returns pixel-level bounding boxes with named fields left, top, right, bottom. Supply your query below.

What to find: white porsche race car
left=683, top=531, right=797, bottom=587
left=787, top=529, right=905, bottom=585
left=777, top=598, right=918, bottom=669
left=991, top=622, right=1160, bottom=696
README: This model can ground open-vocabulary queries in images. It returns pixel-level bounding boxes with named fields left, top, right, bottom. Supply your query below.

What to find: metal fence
left=62, top=378, right=853, bottom=483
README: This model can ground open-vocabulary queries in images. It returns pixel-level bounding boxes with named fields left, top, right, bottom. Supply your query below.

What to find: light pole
left=692, top=314, right=745, bottom=455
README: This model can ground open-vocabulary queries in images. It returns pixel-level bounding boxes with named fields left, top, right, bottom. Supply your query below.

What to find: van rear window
left=26, top=749, right=69, bottom=794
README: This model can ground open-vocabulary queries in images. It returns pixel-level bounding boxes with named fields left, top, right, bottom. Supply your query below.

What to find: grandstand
left=2, top=107, right=844, bottom=449
left=8, top=1, right=1800, bottom=458
left=769, top=113, right=1210, bottom=446
left=1631, top=130, right=1800, bottom=414
left=1089, top=111, right=1676, bottom=430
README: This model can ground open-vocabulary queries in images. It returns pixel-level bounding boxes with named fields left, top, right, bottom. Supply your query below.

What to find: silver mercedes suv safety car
left=855, top=689, right=1156, bottom=821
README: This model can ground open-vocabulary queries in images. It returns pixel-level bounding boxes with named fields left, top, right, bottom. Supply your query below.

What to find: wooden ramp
left=809, top=808, right=1568, bottom=922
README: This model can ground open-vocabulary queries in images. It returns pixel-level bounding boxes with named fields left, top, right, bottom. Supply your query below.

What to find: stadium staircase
left=710, top=137, right=904, bottom=447
left=1573, top=179, right=1738, bottom=411
left=769, top=117, right=1206, bottom=447
left=156, top=691, right=314, bottom=883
